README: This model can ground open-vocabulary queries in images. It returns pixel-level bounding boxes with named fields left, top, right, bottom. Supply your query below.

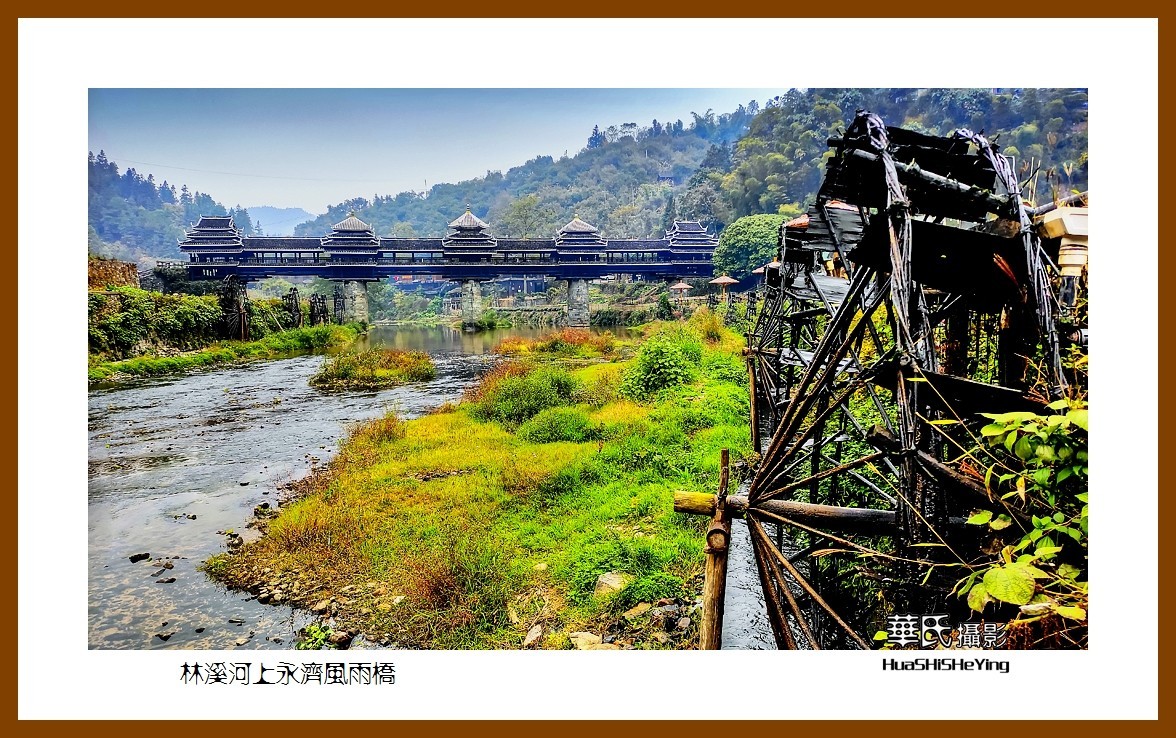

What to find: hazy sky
left=89, top=88, right=781, bottom=215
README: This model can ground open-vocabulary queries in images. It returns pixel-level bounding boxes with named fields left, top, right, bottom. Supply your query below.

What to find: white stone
left=593, top=571, right=633, bottom=598
left=569, top=632, right=602, bottom=650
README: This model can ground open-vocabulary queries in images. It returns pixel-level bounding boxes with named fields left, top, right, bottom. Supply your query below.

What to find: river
left=88, top=324, right=770, bottom=650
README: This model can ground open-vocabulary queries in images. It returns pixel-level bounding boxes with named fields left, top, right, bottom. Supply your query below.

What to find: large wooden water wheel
left=686, top=110, right=1084, bottom=649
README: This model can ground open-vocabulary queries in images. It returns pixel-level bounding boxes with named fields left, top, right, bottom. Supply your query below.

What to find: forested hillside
left=293, top=106, right=759, bottom=239
left=682, top=88, right=1088, bottom=232
left=90, top=88, right=1087, bottom=264
left=88, top=150, right=258, bottom=267
left=296, top=88, right=1087, bottom=241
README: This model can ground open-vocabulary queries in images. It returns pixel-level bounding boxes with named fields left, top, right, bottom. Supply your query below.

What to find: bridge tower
left=556, top=215, right=605, bottom=328
left=322, top=213, right=379, bottom=324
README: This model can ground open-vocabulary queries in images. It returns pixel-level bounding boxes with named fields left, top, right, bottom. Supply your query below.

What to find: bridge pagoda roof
left=448, top=206, right=489, bottom=231
left=322, top=213, right=378, bottom=250
left=557, top=215, right=606, bottom=248
left=666, top=220, right=718, bottom=247
left=443, top=206, right=497, bottom=249
left=179, top=215, right=243, bottom=249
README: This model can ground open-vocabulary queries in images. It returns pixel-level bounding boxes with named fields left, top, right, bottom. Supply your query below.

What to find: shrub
left=620, top=333, right=698, bottom=400
left=471, top=365, right=580, bottom=426
left=310, top=348, right=435, bottom=390
left=517, top=407, right=601, bottom=444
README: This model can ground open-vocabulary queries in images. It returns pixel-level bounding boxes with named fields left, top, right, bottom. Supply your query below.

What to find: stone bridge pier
left=566, top=278, right=590, bottom=328
left=460, top=280, right=484, bottom=327
left=340, top=280, right=370, bottom=324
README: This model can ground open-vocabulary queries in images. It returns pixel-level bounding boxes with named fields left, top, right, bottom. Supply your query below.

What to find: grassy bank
left=309, top=348, right=436, bottom=390
left=88, top=324, right=362, bottom=383
left=205, top=312, right=751, bottom=649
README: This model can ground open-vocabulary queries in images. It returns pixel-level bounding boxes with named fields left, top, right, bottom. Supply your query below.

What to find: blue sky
left=89, top=88, right=781, bottom=214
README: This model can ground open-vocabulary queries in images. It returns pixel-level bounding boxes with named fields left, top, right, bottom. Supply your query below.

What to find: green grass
left=88, top=324, right=361, bottom=383
left=206, top=318, right=752, bottom=649
left=309, top=348, right=436, bottom=390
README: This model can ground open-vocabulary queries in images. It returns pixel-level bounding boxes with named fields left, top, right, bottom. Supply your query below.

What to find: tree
left=500, top=194, right=553, bottom=238
left=712, top=213, right=786, bottom=281
left=587, top=125, right=606, bottom=149
left=661, top=192, right=677, bottom=234
left=254, top=221, right=264, bottom=236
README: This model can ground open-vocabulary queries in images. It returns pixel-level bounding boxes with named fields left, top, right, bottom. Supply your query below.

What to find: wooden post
left=698, top=449, right=731, bottom=651
left=748, top=354, right=760, bottom=453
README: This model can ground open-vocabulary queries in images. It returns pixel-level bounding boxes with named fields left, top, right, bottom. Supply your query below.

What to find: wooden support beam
left=843, top=148, right=1011, bottom=213
left=698, top=450, right=731, bottom=651
left=675, top=491, right=896, bottom=536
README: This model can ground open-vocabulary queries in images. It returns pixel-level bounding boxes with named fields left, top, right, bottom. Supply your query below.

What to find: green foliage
left=954, top=397, right=1088, bottom=626
left=517, top=407, right=602, bottom=444
left=656, top=292, right=675, bottom=321
left=702, top=88, right=1088, bottom=222
left=88, top=287, right=223, bottom=359
left=620, top=329, right=702, bottom=400
left=310, top=348, right=436, bottom=390
left=712, top=214, right=786, bottom=281
left=616, top=572, right=685, bottom=610
left=88, top=324, right=359, bottom=383
left=471, top=365, right=581, bottom=426
left=296, top=622, right=335, bottom=650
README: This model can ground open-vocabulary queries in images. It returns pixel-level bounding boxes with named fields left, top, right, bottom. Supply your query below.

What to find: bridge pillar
left=460, top=280, right=484, bottom=327
left=566, top=278, right=590, bottom=328
left=341, top=280, right=370, bottom=324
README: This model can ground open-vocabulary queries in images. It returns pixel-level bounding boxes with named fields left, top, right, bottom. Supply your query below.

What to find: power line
left=106, top=155, right=395, bottom=184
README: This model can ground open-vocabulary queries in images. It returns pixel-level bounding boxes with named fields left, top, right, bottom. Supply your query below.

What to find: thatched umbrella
left=708, top=274, right=738, bottom=298
left=669, top=281, right=691, bottom=303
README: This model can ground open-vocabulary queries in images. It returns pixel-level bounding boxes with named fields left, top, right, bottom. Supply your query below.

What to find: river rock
left=194, top=628, right=205, bottom=634
left=163, top=561, right=174, bottom=570
left=186, top=514, right=197, bottom=520
left=569, top=632, right=601, bottom=650
left=156, top=577, right=176, bottom=584
left=593, top=571, right=633, bottom=598
left=585, top=643, right=620, bottom=650
left=155, top=631, right=176, bottom=642
left=651, top=631, right=670, bottom=645
left=676, top=617, right=692, bottom=631
left=129, top=552, right=150, bottom=564
left=311, top=599, right=331, bottom=613
left=523, top=624, right=544, bottom=648
left=623, top=602, right=652, bottom=620
left=235, top=636, right=250, bottom=646
left=328, top=631, right=353, bottom=648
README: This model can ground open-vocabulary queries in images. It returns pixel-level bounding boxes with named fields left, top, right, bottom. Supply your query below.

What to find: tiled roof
left=448, top=208, right=489, bottom=230
left=333, top=215, right=373, bottom=232
left=559, top=216, right=599, bottom=234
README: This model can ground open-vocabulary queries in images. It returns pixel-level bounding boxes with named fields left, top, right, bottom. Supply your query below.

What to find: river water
left=88, top=324, right=770, bottom=650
